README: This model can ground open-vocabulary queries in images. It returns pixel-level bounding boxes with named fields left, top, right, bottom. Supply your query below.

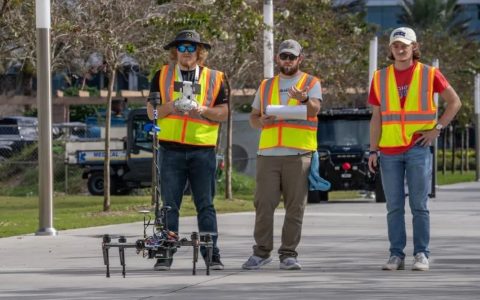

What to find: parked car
left=308, top=108, right=386, bottom=203
left=0, top=116, right=38, bottom=160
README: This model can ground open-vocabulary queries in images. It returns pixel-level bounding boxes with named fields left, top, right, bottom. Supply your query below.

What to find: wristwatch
left=435, top=123, right=444, bottom=131
left=300, top=95, right=310, bottom=104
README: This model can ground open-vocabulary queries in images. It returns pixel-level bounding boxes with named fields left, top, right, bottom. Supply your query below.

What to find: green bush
left=0, top=142, right=85, bottom=196
left=437, top=149, right=476, bottom=171
left=63, top=86, right=99, bottom=97
left=69, top=104, right=103, bottom=122
left=216, top=170, right=255, bottom=195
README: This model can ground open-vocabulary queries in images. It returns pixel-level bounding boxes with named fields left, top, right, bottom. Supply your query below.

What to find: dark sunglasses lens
left=279, top=53, right=297, bottom=61
left=177, top=44, right=197, bottom=53
left=177, top=45, right=187, bottom=52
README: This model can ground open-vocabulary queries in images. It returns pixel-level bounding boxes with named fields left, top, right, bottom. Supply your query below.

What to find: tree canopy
left=393, top=0, right=480, bottom=126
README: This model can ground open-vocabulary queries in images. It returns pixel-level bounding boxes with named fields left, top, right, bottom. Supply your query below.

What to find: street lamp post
left=368, top=36, right=378, bottom=86
left=263, top=0, right=274, bottom=79
left=431, top=58, right=439, bottom=197
left=475, top=73, right=480, bottom=181
left=35, top=0, right=56, bottom=236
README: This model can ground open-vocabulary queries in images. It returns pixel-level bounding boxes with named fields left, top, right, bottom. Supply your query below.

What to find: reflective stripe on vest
left=374, top=62, right=436, bottom=147
left=157, top=64, right=223, bottom=146
left=258, top=72, right=318, bottom=151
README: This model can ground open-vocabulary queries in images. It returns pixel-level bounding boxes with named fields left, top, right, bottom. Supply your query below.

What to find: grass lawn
left=0, top=170, right=475, bottom=238
left=0, top=195, right=255, bottom=238
left=436, top=170, right=477, bottom=185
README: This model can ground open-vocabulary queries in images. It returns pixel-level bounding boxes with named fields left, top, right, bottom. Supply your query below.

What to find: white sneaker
left=242, top=255, right=272, bottom=270
left=382, top=255, right=405, bottom=270
left=280, top=257, right=302, bottom=270
left=412, top=253, right=429, bottom=271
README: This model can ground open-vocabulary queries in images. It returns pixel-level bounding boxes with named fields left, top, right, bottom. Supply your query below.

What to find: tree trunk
left=442, top=131, right=446, bottom=175
left=460, top=127, right=464, bottom=174
left=103, top=68, right=116, bottom=211
left=466, top=125, right=470, bottom=172
left=81, top=76, right=87, bottom=91
left=451, top=125, right=455, bottom=174
left=224, top=74, right=233, bottom=200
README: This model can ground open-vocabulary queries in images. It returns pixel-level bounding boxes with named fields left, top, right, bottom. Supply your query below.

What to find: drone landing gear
left=102, top=232, right=214, bottom=278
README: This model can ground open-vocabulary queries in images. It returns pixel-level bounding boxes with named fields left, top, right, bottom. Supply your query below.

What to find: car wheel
left=87, top=172, right=104, bottom=195
left=319, top=191, right=329, bottom=201
left=307, top=191, right=321, bottom=203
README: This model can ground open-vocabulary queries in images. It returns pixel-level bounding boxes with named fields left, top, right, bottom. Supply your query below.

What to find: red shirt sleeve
left=368, top=79, right=380, bottom=106
left=433, top=68, right=450, bottom=94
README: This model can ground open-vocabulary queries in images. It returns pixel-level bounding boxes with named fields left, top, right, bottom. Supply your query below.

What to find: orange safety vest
left=157, top=64, right=224, bottom=146
left=258, top=72, right=319, bottom=151
left=373, top=62, right=437, bottom=148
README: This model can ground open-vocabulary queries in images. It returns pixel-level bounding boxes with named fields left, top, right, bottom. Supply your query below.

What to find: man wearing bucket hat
left=147, top=29, right=228, bottom=271
left=368, top=27, right=461, bottom=271
left=242, top=39, right=322, bottom=271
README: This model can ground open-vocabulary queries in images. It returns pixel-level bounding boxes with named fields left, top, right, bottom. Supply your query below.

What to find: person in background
left=242, top=39, right=322, bottom=271
left=368, top=27, right=461, bottom=271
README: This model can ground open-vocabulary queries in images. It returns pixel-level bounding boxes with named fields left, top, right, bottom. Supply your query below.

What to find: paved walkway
left=0, top=181, right=479, bottom=299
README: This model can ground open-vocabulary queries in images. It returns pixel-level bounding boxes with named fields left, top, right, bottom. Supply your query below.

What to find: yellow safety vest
left=157, top=64, right=223, bottom=146
left=258, top=72, right=319, bottom=151
left=372, top=62, right=436, bottom=148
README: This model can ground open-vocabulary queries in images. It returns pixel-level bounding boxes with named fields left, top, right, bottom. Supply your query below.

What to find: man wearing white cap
left=242, top=39, right=322, bottom=271
left=368, top=27, right=461, bottom=271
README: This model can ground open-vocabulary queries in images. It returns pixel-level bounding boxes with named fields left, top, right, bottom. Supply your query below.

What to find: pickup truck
left=66, top=108, right=223, bottom=196
left=66, top=109, right=154, bottom=195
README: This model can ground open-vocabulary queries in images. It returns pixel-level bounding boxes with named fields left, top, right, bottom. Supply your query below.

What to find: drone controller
left=173, top=81, right=201, bottom=113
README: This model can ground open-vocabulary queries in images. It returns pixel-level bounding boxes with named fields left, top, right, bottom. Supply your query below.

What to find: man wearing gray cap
left=368, top=27, right=461, bottom=271
left=242, top=39, right=322, bottom=270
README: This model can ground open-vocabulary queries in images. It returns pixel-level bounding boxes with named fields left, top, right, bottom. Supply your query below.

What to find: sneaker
left=382, top=255, right=405, bottom=270
left=279, top=257, right=302, bottom=270
left=242, top=255, right=272, bottom=270
left=154, top=258, right=172, bottom=271
left=412, top=253, right=429, bottom=271
left=206, top=255, right=224, bottom=270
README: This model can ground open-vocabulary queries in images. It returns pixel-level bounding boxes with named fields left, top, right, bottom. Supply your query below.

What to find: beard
left=178, top=56, right=197, bottom=70
left=279, top=64, right=299, bottom=76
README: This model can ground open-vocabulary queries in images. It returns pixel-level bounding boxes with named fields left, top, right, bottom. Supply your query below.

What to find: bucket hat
left=163, top=30, right=211, bottom=50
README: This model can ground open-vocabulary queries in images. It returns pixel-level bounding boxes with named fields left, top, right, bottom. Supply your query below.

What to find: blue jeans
left=159, top=145, right=220, bottom=258
left=379, top=145, right=431, bottom=258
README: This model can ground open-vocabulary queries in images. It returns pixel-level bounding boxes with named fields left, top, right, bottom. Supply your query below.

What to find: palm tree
left=398, top=0, right=477, bottom=39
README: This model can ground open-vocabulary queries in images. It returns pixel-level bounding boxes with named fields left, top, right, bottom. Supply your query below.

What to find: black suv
left=308, top=108, right=386, bottom=203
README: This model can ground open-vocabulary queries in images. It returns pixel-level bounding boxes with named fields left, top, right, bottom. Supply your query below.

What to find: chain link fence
left=0, top=119, right=477, bottom=197
left=0, top=118, right=126, bottom=197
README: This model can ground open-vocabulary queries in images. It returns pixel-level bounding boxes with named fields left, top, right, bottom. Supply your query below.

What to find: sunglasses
left=177, top=44, right=197, bottom=53
left=279, top=53, right=298, bottom=61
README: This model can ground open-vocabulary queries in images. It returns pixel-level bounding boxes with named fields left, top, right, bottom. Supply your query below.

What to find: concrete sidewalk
left=1, top=181, right=479, bottom=299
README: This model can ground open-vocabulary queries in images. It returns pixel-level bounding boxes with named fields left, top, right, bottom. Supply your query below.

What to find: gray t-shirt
left=251, top=72, right=323, bottom=156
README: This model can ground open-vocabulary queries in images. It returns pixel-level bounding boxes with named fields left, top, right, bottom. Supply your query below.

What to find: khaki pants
left=252, top=153, right=311, bottom=261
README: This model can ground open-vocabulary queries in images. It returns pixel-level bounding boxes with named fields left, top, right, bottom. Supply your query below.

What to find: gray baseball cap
left=278, top=39, right=302, bottom=56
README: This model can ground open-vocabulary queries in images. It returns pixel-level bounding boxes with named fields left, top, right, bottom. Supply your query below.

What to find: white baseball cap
left=389, top=27, right=417, bottom=45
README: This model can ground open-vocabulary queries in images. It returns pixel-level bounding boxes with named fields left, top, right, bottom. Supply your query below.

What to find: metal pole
left=263, top=0, right=274, bottom=79
left=368, top=36, right=378, bottom=86
left=431, top=58, right=439, bottom=197
left=474, top=73, right=480, bottom=181
left=35, top=0, right=56, bottom=236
